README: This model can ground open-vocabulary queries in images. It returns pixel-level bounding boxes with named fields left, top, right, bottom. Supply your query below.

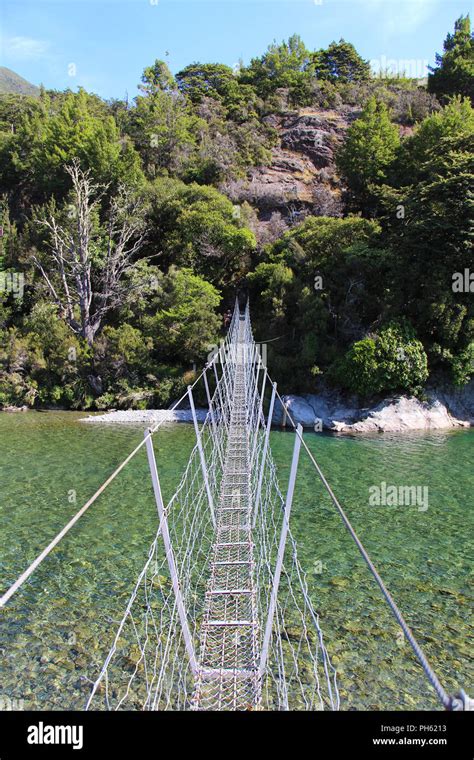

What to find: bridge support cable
left=0, top=370, right=210, bottom=609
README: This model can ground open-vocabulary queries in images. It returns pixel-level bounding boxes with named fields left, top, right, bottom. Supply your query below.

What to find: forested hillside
left=0, top=17, right=472, bottom=410
left=0, top=67, right=40, bottom=97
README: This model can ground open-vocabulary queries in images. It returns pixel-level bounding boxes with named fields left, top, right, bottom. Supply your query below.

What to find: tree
left=0, top=326, right=38, bottom=407
left=139, top=60, right=176, bottom=95
left=379, top=123, right=474, bottom=384
left=247, top=261, right=294, bottom=318
left=336, top=97, right=400, bottom=213
left=131, top=62, right=202, bottom=177
left=428, top=15, right=474, bottom=103
left=150, top=267, right=221, bottom=362
left=312, top=40, right=371, bottom=84
left=10, top=89, right=143, bottom=203
left=0, top=92, right=39, bottom=133
left=391, top=96, right=474, bottom=185
left=176, top=63, right=245, bottom=109
left=247, top=216, right=386, bottom=389
left=176, top=63, right=261, bottom=123
left=240, top=34, right=312, bottom=104
left=33, top=162, right=148, bottom=346
left=147, top=178, right=256, bottom=287
left=24, top=302, right=88, bottom=407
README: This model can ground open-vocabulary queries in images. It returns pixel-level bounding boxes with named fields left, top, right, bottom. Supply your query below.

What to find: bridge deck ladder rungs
left=214, top=542, right=254, bottom=548
left=192, top=322, right=261, bottom=711
left=199, top=669, right=258, bottom=680
left=206, top=589, right=253, bottom=596
left=203, top=620, right=256, bottom=627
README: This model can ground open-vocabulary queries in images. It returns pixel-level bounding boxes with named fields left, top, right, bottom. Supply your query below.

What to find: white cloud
left=3, top=36, right=50, bottom=61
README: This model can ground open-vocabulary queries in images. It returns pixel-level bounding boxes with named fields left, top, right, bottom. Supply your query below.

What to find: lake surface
left=0, top=412, right=472, bottom=710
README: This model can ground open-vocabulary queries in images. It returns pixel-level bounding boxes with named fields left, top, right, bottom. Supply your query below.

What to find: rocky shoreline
left=3, top=381, right=473, bottom=434
left=271, top=382, right=474, bottom=433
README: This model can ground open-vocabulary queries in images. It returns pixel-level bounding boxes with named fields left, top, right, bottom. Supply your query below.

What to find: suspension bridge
left=0, top=301, right=471, bottom=711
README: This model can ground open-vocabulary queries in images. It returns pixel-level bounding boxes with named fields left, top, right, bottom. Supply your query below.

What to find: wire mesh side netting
left=86, top=304, right=339, bottom=711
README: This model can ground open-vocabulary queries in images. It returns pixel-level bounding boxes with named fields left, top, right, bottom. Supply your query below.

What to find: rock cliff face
left=223, top=107, right=351, bottom=235
left=279, top=111, right=345, bottom=168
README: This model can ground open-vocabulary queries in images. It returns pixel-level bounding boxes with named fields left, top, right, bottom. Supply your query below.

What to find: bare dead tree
left=33, top=161, right=147, bottom=346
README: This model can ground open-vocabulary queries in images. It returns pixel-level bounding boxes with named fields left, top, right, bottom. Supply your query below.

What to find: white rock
left=339, top=396, right=467, bottom=434
left=272, top=395, right=319, bottom=427
left=79, top=408, right=208, bottom=425
left=270, top=386, right=472, bottom=433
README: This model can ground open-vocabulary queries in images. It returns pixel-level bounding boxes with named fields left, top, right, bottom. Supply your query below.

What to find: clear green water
left=0, top=412, right=472, bottom=711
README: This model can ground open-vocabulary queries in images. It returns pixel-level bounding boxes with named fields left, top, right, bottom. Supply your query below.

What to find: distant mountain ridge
left=0, top=67, right=39, bottom=96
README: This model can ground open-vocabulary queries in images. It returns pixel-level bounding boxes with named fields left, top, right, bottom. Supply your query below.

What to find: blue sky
left=0, top=0, right=470, bottom=100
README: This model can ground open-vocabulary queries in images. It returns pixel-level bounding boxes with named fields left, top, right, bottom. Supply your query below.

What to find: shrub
left=450, top=344, right=474, bottom=387
left=0, top=371, right=33, bottom=407
left=310, top=80, right=343, bottom=109
left=335, top=322, right=429, bottom=397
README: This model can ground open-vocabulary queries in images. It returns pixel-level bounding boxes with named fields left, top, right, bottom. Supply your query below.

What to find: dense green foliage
left=428, top=15, right=474, bottom=103
left=336, top=97, right=401, bottom=213
left=1, top=89, right=143, bottom=209
left=247, top=216, right=388, bottom=391
left=0, top=18, right=472, bottom=409
left=239, top=34, right=313, bottom=104
left=311, top=40, right=371, bottom=84
left=377, top=99, right=474, bottom=385
left=333, top=322, right=429, bottom=397
left=146, top=178, right=256, bottom=287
